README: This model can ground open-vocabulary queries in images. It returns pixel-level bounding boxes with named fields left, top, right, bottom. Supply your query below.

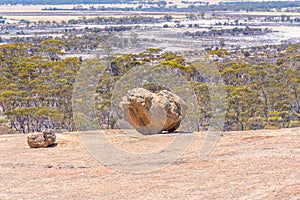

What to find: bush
left=289, top=121, right=300, bottom=128
left=264, top=125, right=281, bottom=130
left=0, top=125, right=15, bottom=134
left=0, top=117, right=7, bottom=124
left=247, top=117, right=265, bottom=130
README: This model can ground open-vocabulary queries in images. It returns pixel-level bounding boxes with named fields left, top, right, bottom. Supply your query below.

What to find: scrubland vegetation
left=0, top=1, right=299, bottom=133
left=0, top=32, right=299, bottom=133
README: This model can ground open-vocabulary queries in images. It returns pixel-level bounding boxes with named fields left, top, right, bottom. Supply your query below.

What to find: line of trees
left=215, top=44, right=300, bottom=130
left=67, top=15, right=161, bottom=25
left=0, top=37, right=299, bottom=133
left=95, top=45, right=300, bottom=131
left=0, top=40, right=81, bottom=133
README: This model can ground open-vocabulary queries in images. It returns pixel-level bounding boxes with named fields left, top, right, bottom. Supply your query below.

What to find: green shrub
left=247, top=117, right=265, bottom=130
left=264, top=125, right=281, bottom=130
left=0, top=117, right=7, bottom=124
left=289, top=121, right=300, bottom=128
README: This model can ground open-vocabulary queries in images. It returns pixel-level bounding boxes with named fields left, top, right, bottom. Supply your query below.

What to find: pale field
left=0, top=0, right=297, bottom=13
left=0, top=0, right=255, bottom=13
left=229, top=11, right=300, bottom=16
left=0, top=1, right=223, bottom=13
left=0, top=4, right=187, bottom=22
left=1, top=1, right=300, bottom=22
left=0, top=4, right=139, bottom=12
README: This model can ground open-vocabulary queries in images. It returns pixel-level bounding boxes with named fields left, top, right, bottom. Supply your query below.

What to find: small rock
left=27, top=129, right=56, bottom=148
left=45, top=164, right=53, bottom=168
left=62, top=164, right=74, bottom=169
left=78, top=166, right=89, bottom=169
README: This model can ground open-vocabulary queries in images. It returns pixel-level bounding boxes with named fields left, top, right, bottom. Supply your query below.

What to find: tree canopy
left=0, top=36, right=299, bottom=133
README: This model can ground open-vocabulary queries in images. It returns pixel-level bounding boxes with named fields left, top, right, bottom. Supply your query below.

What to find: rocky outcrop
left=27, top=129, right=56, bottom=148
left=120, top=88, right=187, bottom=135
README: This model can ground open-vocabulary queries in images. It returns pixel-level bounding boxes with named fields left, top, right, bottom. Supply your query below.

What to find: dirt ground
left=0, top=128, right=299, bottom=199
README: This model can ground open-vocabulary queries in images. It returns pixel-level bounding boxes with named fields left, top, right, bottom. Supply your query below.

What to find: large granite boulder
left=120, top=88, right=187, bottom=135
left=27, top=129, right=56, bottom=148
